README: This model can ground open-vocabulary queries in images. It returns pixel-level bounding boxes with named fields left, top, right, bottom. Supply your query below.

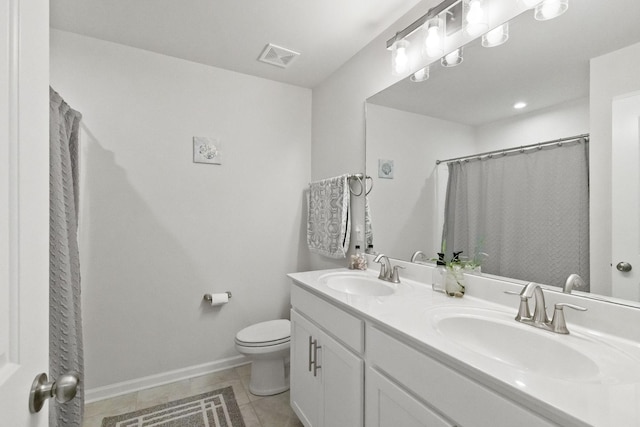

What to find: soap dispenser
left=432, top=252, right=446, bottom=293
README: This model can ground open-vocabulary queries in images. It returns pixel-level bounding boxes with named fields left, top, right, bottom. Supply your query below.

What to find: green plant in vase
left=445, top=251, right=466, bottom=297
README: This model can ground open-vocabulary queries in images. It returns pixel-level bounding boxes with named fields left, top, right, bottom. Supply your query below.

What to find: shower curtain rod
left=435, top=133, right=590, bottom=165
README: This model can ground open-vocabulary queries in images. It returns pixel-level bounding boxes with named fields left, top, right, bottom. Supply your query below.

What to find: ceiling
left=367, top=0, right=640, bottom=126
left=50, top=0, right=424, bottom=88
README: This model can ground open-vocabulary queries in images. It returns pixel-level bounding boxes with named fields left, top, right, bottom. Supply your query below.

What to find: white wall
left=366, top=104, right=475, bottom=257
left=475, top=98, right=589, bottom=152
left=50, top=30, right=311, bottom=392
left=590, top=40, right=640, bottom=295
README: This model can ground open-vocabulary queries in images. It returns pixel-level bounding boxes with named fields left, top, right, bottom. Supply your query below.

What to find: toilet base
left=248, top=357, right=290, bottom=396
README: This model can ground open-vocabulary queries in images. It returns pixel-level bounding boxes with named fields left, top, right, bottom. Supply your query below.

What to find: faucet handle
left=504, top=290, right=532, bottom=321
left=550, top=303, right=587, bottom=334
left=390, top=265, right=404, bottom=283
left=504, top=290, right=522, bottom=296
left=555, top=303, right=588, bottom=311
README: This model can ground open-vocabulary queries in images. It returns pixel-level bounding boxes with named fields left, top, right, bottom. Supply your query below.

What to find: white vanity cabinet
left=290, top=280, right=564, bottom=427
left=366, top=326, right=558, bottom=427
left=290, top=286, right=364, bottom=427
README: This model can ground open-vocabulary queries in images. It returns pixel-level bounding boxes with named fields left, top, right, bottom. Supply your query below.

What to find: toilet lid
left=236, top=319, right=290, bottom=345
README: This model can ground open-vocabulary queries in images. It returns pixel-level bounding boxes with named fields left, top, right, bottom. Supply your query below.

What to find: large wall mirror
left=365, top=0, right=640, bottom=305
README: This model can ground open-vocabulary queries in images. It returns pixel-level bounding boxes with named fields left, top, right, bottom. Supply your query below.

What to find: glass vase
left=445, top=266, right=466, bottom=297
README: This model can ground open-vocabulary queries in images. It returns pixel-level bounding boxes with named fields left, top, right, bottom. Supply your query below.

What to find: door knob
left=29, top=372, right=79, bottom=413
left=616, top=262, right=632, bottom=272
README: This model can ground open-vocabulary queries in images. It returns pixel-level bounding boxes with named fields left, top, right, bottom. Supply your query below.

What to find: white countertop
left=288, top=267, right=640, bottom=427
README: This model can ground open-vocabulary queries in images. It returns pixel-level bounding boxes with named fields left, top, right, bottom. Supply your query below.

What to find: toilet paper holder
left=203, top=292, right=232, bottom=303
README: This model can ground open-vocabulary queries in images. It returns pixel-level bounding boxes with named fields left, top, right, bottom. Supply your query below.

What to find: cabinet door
left=319, top=330, right=364, bottom=427
left=366, top=368, right=455, bottom=427
left=290, top=310, right=320, bottom=427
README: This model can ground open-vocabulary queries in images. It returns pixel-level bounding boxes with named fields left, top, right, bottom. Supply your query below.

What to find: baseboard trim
left=85, top=355, right=250, bottom=403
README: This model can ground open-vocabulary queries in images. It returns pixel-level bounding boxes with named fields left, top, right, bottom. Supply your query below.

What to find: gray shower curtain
left=49, top=87, right=84, bottom=427
left=442, top=141, right=590, bottom=290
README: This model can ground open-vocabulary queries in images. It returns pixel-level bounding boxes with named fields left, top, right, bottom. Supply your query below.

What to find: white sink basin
left=434, top=312, right=600, bottom=381
left=425, top=306, right=640, bottom=384
left=320, top=272, right=395, bottom=296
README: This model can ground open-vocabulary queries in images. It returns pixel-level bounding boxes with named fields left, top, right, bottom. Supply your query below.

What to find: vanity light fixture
left=387, top=0, right=566, bottom=76
left=464, top=0, right=488, bottom=37
left=482, top=23, right=509, bottom=47
left=410, top=66, right=430, bottom=82
left=391, top=39, right=411, bottom=75
left=534, top=0, right=568, bottom=21
left=513, top=101, right=527, bottom=109
left=424, top=18, right=445, bottom=58
left=441, top=48, right=463, bottom=67
left=386, top=0, right=461, bottom=74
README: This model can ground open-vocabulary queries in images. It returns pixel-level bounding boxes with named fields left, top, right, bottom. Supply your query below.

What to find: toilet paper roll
left=207, top=293, right=229, bottom=306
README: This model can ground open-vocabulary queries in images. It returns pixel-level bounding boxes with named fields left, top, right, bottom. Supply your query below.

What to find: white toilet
left=235, top=319, right=291, bottom=396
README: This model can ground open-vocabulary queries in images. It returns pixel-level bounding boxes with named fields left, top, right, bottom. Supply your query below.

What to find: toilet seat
left=235, top=319, right=290, bottom=348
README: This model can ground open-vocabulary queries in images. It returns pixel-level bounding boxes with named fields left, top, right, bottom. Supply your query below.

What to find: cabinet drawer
left=291, top=284, right=364, bottom=354
left=367, top=326, right=558, bottom=427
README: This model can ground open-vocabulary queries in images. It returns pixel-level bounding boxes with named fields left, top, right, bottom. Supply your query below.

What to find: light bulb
left=395, top=47, right=408, bottom=73
left=534, top=0, right=568, bottom=20
left=465, top=0, right=488, bottom=36
left=467, top=0, right=484, bottom=23
left=441, top=48, right=463, bottom=67
left=410, top=66, right=430, bottom=82
left=513, top=101, right=527, bottom=109
left=424, top=19, right=443, bottom=58
left=482, top=23, right=509, bottom=48
left=391, top=40, right=410, bottom=75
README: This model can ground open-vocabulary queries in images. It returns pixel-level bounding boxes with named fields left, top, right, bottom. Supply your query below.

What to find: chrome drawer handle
left=313, top=343, right=322, bottom=377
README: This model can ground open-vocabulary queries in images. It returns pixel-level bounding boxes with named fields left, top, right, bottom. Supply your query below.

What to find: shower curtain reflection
left=49, top=87, right=84, bottom=427
left=442, top=140, right=590, bottom=290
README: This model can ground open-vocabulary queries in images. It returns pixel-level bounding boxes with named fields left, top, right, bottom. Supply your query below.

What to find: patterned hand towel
left=365, top=196, right=374, bottom=248
left=307, top=175, right=351, bottom=258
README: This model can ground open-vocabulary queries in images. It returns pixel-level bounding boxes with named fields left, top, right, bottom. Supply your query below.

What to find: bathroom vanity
left=288, top=263, right=640, bottom=427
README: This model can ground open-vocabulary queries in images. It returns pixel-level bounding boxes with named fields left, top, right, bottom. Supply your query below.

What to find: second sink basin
left=423, top=306, right=640, bottom=386
left=320, top=272, right=395, bottom=296
left=433, top=310, right=600, bottom=381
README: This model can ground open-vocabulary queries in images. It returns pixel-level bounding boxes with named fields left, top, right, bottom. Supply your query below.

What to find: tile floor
left=83, top=364, right=304, bottom=427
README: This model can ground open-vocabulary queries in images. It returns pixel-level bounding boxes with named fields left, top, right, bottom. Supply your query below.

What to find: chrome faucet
left=410, top=250, right=427, bottom=263
left=563, top=273, right=585, bottom=294
left=506, top=282, right=587, bottom=334
left=520, top=282, right=549, bottom=325
left=373, top=253, right=403, bottom=283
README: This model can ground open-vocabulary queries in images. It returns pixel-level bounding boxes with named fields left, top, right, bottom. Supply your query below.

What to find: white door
left=365, top=368, right=454, bottom=427
left=0, top=0, right=51, bottom=424
left=318, top=329, right=363, bottom=427
left=612, top=91, right=640, bottom=301
left=290, top=310, right=320, bottom=427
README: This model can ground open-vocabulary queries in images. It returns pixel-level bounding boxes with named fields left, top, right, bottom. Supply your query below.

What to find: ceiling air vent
left=258, top=43, right=300, bottom=68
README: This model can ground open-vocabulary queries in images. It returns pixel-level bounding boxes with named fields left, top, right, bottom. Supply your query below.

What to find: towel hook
left=348, top=174, right=373, bottom=196
left=365, top=176, right=373, bottom=196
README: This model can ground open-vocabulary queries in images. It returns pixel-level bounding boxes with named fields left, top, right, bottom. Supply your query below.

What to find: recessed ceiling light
left=513, top=101, right=527, bottom=109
